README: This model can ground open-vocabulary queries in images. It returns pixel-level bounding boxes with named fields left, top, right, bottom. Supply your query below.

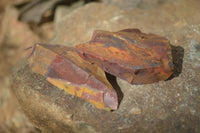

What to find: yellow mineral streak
left=46, top=77, right=110, bottom=110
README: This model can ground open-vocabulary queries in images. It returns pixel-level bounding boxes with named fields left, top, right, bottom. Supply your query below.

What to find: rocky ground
left=1, top=0, right=200, bottom=133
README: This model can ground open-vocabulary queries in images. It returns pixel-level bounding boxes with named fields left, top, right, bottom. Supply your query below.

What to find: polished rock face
left=12, top=0, right=200, bottom=133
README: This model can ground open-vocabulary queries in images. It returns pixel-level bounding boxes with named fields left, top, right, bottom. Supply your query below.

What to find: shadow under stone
left=105, top=72, right=123, bottom=109
left=167, top=45, right=184, bottom=80
left=104, top=45, right=184, bottom=107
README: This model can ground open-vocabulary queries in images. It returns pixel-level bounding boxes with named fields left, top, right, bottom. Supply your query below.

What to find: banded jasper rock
left=76, top=29, right=173, bottom=84
left=27, top=44, right=118, bottom=111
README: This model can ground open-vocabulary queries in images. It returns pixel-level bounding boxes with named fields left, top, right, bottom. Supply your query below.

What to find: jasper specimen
left=76, top=29, right=173, bottom=84
left=27, top=44, right=118, bottom=111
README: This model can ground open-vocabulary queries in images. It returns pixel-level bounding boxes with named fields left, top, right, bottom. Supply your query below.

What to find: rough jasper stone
left=27, top=44, right=118, bottom=111
left=76, top=29, right=173, bottom=84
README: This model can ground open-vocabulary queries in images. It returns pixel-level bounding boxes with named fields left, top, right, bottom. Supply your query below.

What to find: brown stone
left=0, top=6, right=40, bottom=48
left=76, top=29, right=173, bottom=84
left=0, top=5, right=53, bottom=65
left=27, top=43, right=118, bottom=111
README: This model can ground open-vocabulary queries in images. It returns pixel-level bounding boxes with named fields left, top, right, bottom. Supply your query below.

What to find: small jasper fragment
left=27, top=44, right=118, bottom=111
left=76, top=29, right=173, bottom=84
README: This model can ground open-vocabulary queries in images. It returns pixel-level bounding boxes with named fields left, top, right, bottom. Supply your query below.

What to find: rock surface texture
left=76, top=29, right=173, bottom=84
left=28, top=44, right=118, bottom=110
left=102, top=0, right=172, bottom=9
left=12, top=0, right=200, bottom=133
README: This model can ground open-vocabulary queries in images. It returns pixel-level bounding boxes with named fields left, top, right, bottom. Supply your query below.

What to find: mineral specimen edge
left=27, top=43, right=118, bottom=111
left=75, top=28, right=174, bottom=84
